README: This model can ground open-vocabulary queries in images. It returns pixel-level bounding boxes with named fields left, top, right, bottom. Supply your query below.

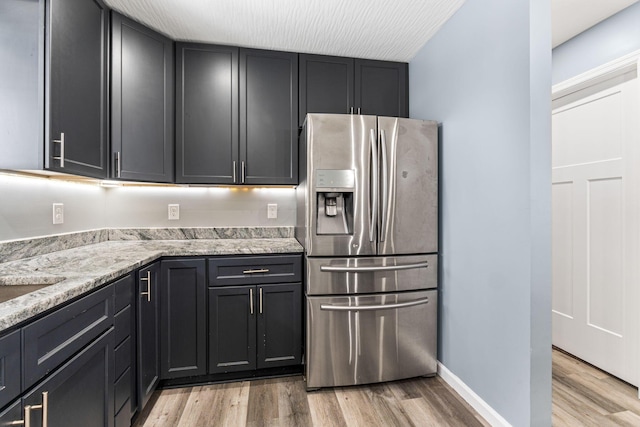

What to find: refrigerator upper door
left=377, top=117, right=438, bottom=255
left=305, top=114, right=377, bottom=257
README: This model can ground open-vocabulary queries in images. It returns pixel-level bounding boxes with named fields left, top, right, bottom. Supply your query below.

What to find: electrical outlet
left=53, top=203, right=64, bottom=224
left=267, top=203, right=277, bottom=219
left=168, top=204, right=180, bottom=220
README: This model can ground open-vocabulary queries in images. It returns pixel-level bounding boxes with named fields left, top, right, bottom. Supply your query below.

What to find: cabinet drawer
left=115, top=367, right=131, bottom=415
left=23, top=284, right=114, bottom=390
left=115, top=336, right=132, bottom=380
left=114, top=274, right=134, bottom=313
left=115, top=305, right=131, bottom=346
left=209, top=255, right=302, bottom=286
left=0, top=330, right=21, bottom=409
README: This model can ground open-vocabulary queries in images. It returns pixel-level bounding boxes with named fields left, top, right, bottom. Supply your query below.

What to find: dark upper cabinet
left=111, top=12, right=174, bottom=183
left=299, top=55, right=408, bottom=123
left=299, top=54, right=354, bottom=125
left=176, top=44, right=238, bottom=184
left=137, top=262, right=160, bottom=412
left=0, top=0, right=108, bottom=178
left=355, top=59, right=408, bottom=118
left=48, top=0, right=109, bottom=178
left=160, top=259, right=207, bottom=379
left=240, top=49, right=298, bottom=185
left=256, top=283, right=302, bottom=369
left=209, top=285, right=257, bottom=373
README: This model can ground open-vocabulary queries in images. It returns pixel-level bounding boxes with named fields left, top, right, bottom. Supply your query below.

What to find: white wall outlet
left=53, top=203, right=64, bottom=224
left=267, top=203, right=277, bottom=219
left=168, top=204, right=180, bottom=220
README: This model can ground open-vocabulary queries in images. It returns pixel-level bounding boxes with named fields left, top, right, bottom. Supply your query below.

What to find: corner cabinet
left=0, top=0, right=109, bottom=178
left=111, top=12, right=174, bottom=183
left=299, top=54, right=408, bottom=123
left=208, top=255, right=303, bottom=374
left=176, top=45, right=298, bottom=185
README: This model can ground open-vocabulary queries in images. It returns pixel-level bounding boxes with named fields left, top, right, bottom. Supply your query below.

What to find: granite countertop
left=0, top=237, right=303, bottom=333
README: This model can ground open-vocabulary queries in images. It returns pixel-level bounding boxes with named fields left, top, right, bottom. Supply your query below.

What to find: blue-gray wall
left=553, top=2, right=640, bottom=84
left=409, top=0, right=551, bottom=425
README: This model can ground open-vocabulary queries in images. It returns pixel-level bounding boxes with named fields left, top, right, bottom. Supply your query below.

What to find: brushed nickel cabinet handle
left=24, top=391, right=48, bottom=427
left=259, top=287, right=263, bottom=314
left=115, top=151, right=121, bottom=178
left=140, top=270, right=151, bottom=302
left=241, top=161, right=246, bottom=183
left=52, top=132, right=65, bottom=167
left=242, top=268, right=269, bottom=274
left=233, top=160, right=237, bottom=183
left=250, top=288, right=254, bottom=315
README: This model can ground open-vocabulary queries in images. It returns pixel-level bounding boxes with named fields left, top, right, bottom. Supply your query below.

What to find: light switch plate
left=267, top=203, right=277, bottom=219
left=53, top=203, right=64, bottom=224
left=168, top=204, right=179, bottom=220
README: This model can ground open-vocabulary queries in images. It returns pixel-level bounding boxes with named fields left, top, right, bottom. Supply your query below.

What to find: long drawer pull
left=320, top=298, right=429, bottom=312
left=320, top=262, right=428, bottom=273
left=243, top=268, right=270, bottom=274
left=250, top=288, right=254, bottom=315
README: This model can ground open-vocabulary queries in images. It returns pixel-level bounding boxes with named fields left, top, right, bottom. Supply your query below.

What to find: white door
left=552, top=69, right=640, bottom=386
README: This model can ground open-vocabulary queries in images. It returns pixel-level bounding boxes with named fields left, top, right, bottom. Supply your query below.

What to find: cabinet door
left=160, top=259, right=207, bottom=379
left=0, top=399, right=22, bottom=426
left=176, top=43, right=238, bottom=184
left=355, top=59, right=408, bottom=118
left=299, top=54, right=354, bottom=125
left=0, top=330, right=20, bottom=410
left=257, top=283, right=302, bottom=369
left=137, top=262, right=160, bottom=411
left=240, top=49, right=298, bottom=185
left=47, top=0, right=108, bottom=178
left=209, top=286, right=256, bottom=373
left=111, top=12, right=174, bottom=183
left=22, top=329, right=114, bottom=427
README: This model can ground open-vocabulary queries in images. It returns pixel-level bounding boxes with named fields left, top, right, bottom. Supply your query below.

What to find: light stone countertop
left=0, top=238, right=303, bottom=333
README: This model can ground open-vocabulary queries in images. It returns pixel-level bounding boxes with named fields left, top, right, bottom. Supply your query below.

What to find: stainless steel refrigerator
left=295, top=113, right=439, bottom=389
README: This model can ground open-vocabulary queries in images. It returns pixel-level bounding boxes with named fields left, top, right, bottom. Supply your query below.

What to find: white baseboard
left=437, top=362, right=512, bottom=427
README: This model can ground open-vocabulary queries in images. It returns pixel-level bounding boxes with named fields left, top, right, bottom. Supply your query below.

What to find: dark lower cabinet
left=137, top=262, right=160, bottom=412
left=0, top=330, right=21, bottom=410
left=209, top=286, right=256, bottom=373
left=208, top=283, right=302, bottom=374
left=22, top=328, right=115, bottom=427
left=256, top=283, right=302, bottom=369
left=111, top=12, right=174, bottom=183
left=160, top=259, right=207, bottom=379
left=0, top=400, right=22, bottom=426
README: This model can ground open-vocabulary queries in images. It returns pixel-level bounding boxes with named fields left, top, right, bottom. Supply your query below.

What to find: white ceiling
left=105, top=0, right=639, bottom=61
left=104, top=0, right=465, bottom=62
left=552, top=0, right=639, bottom=47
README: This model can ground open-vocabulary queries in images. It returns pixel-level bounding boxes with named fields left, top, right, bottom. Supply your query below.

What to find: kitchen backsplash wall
left=0, top=174, right=296, bottom=241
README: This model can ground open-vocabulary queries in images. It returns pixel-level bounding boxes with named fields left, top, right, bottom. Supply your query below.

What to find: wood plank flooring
left=552, top=348, right=640, bottom=426
left=133, top=375, right=489, bottom=427
left=134, top=349, right=640, bottom=426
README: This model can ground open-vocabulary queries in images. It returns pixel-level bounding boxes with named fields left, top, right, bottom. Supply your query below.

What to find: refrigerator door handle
left=320, top=297, right=429, bottom=311
left=320, top=261, right=429, bottom=273
left=369, top=128, right=378, bottom=242
left=380, top=129, right=389, bottom=242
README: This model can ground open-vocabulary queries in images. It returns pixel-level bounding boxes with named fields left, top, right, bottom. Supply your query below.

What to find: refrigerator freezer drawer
left=305, top=290, right=437, bottom=389
left=306, top=254, right=437, bottom=295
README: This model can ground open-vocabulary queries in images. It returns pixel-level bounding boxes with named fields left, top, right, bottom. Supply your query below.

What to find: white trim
left=437, top=362, right=512, bottom=427
left=552, top=49, right=640, bottom=98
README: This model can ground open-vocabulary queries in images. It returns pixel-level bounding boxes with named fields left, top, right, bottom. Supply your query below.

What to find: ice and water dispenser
left=315, top=170, right=354, bottom=235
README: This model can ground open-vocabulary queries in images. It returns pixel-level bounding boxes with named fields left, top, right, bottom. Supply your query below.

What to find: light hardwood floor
left=134, top=349, right=640, bottom=426
left=133, top=374, right=489, bottom=427
left=552, top=348, right=640, bottom=426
